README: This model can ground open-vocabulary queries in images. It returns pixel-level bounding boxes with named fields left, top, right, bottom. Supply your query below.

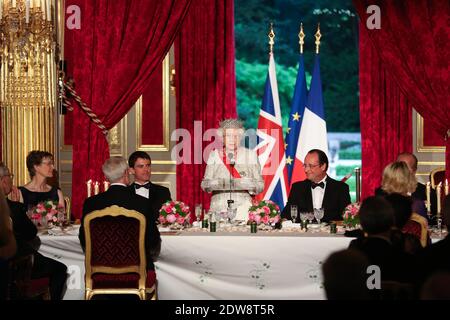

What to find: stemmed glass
left=227, top=208, right=237, bottom=224
left=314, top=208, right=324, bottom=225
left=299, top=212, right=307, bottom=229
left=57, top=207, right=67, bottom=228
left=290, top=205, right=298, bottom=224
left=307, top=212, right=314, bottom=225
left=195, top=204, right=202, bottom=225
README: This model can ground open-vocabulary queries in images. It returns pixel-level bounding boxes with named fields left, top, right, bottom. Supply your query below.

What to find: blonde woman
left=380, top=161, right=429, bottom=247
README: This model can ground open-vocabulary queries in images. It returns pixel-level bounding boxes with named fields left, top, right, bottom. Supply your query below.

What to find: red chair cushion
left=92, top=270, right=156, bottom=289
left=90, top=216, right=141, bottom=267
left=27, top=277, right=50, bottom=296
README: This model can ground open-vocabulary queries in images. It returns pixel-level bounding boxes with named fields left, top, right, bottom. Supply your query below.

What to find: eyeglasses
left=3, top=173, right=14, bottom=179
left=41, top=161, right=54, bottom=166
left=303, top=163, right=321, bottom=169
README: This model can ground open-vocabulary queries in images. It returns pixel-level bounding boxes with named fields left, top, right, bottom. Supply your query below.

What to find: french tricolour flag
left=255, top=53, right=289, bottom=210
left=291, top=53, right=328, bottom=183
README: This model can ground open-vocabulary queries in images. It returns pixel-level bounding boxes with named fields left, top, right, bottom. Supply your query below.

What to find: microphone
left=227, top=152, right=235, bottom=208
left=228, top=153, right=235, bottom=166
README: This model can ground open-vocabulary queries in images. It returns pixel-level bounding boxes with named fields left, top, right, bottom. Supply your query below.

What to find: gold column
left=0, top=0, right=57, bottom=186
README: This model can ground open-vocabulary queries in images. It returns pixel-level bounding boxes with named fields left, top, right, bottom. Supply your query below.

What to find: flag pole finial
left=268, top=22, right=275, bottom=54
left=298, top=23, right=305, bottom=54
left=315, top=23, right=321, bottom=54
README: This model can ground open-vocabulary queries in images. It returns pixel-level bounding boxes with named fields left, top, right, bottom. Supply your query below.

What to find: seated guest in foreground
left=0, top=188, right=16, bottom=300
left=385, top=193, right=429, bottom=251
left=322, top=249, right=372, bottom=300
left=127, top=151, right=171, bottom=221
left=376, top=160, right=427, bottom=219
left=18, top=150, right=65, bottom=209
left=418, top=194, right=450, bottom=285
left=0, top=162, right=68, bottom=300
left=79, top=157, right=161, bottom=269
left=201, top=119, right=264, bottom=221
left=349, top=196, right=419, bottom=285
left=282, top=149, right=350, bottom=222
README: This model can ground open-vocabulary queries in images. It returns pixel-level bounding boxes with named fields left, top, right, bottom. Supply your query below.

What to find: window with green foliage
left=235, top=0, right=361, bottom=202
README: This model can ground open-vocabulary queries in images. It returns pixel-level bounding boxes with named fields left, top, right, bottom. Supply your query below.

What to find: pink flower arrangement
left=248, top=200, right=281, bottom=225
left=343, top=202, right=360, bottom=228
left=30, top=200, right=61, bottom=223
left=158, top=200, right=191, bottom=226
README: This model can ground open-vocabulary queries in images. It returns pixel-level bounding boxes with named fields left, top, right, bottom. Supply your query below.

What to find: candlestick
left=436, top=182, right=442, bottom=217
left=103, top=181, right=110, bottom=192
left=41, top=0, right=45, bottom=19
left=94, top=181, right=100, bottom=195
left=86, top=179, right=92, bottom=198
left=426, top=182, right=431, bottom=213
left=25, top=0, right=30, bottom=23
left=46, top=0, right=50, bottom=21
left=445, top=179, right=449, bottom=196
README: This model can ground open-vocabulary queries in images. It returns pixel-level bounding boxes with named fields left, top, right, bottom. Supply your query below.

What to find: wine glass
left=195, top=204, right=202, bottom=224
left=314, top=208, right=324, bottom=225
left=306, top=212, right=315, bottom=226
left=290, top=205, right=298, bottom=223
left=57, top=207, right=66, bottom=228
left=227, top=208, right=237, bottom=224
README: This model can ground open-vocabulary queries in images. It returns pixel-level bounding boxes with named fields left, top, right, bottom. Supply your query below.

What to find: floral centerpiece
left=248, top=200, right=281, bottom=225
left=30, top=200, right=61, bottom=226
left=158, top=200, right=191, bottom=227
left=343, top=202, right=360, bottom=229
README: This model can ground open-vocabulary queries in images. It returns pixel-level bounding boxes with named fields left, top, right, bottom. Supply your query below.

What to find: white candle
left=94, top=181, right=100, bottom=195
left=426, top=182, right=431, bottom=213
left=87, top=179, right=92, bottom=197
left=103, top=181, right=110, bottom=192
left=0, top=2, right=3, bottom=19
left=46, top=0, right=51, bottom=21
left=41, top=0, right=45, bottom=19
left=437, top=182, right=442, bottom=217
left=445, top=179, right=449, bottom=196
left=26, top=0, right=30, bottom=23
left=12, top=0, right=17, bottom=8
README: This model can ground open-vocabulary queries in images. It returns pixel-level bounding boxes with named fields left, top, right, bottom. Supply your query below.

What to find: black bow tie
left=311, top=182, right=325, bottom=189
left=135, top=183, right=150, bottom=190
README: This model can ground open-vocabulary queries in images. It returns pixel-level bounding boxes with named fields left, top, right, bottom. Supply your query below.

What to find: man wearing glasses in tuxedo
left=127, top=151, right=172, bottom=222
left=281, top=149, right=351, bottom=223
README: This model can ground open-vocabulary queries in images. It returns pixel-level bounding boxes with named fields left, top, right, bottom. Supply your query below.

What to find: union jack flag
left=254, top=53, right=289, bottom=210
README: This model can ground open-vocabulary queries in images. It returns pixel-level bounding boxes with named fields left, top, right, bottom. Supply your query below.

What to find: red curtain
left=358, top=22, right=412, bottom=199
left=354, top=0, right=450, bottom=184
left=175, top=0, right=237, bottom=214
left=65, top=0, right=192, bottom=219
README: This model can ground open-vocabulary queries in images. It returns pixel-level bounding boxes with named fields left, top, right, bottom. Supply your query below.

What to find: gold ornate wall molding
left=416, top=113, right=446, bottom=153
left=1, top=0, right=57, bottom=186
left=135, top=55, right=170, bottom=151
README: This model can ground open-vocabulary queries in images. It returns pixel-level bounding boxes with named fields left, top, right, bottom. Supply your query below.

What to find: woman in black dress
left=19, top=150, right=65, bottom=210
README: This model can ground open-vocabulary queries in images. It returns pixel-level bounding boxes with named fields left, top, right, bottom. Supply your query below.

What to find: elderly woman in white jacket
left=201, top=119, right=264, bottom=221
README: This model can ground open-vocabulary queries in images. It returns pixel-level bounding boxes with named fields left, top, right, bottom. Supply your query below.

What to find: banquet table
left=38, top=224, right=358, bottom=300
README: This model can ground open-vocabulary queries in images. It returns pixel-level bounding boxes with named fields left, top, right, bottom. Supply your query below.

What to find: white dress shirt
left=311, top=176, right=327, bottom=209
left=134, top=182, right=150, bottom=199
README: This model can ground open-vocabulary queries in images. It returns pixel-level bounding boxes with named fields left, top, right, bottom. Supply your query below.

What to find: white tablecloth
left=39, top=228, right=354, bottom=300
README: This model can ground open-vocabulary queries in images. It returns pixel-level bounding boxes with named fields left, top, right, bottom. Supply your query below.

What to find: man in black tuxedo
left=79, top=157, right=161, bottom=270
left=281, top=149, right=350, bottom=222
left=0, top=162, right=67, bottom=300
left=127, top=151, right=171, bottom=221
left=375, top=152, right=437, bottom=219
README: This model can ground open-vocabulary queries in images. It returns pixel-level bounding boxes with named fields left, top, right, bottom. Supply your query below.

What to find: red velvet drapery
left=354, top=0, right=450, bottom=185
left=65, top=0, right=192, bottom=219
left=175, top=0, right=237, bottom=214
left=358, top=23, right=413, bottom=199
